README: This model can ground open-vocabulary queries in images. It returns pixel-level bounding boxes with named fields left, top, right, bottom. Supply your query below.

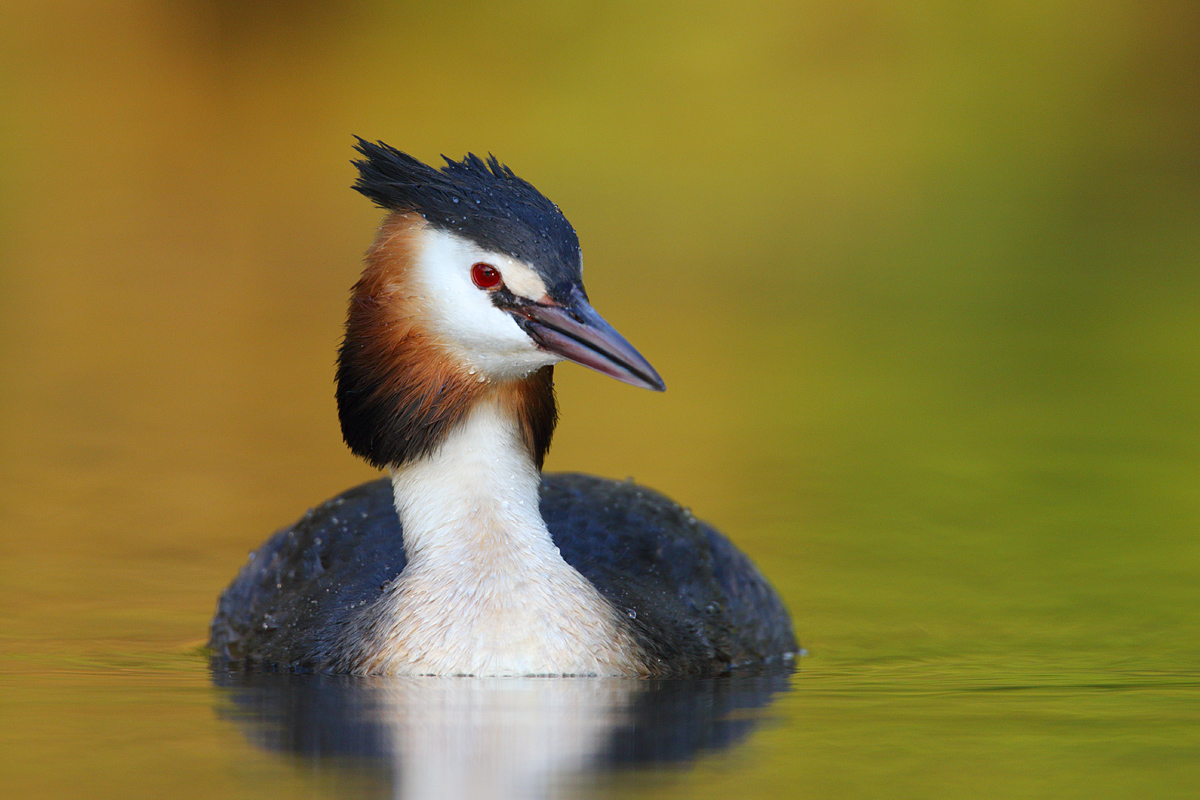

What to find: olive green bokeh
left=2, top=1, right=1198, bottom=797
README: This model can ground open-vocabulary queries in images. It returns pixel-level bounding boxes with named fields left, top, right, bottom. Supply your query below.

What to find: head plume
left=351, top=138, right=582, bottom=297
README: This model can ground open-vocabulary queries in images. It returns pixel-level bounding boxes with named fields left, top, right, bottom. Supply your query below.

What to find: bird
left=208, top=139, right=797, bottom=677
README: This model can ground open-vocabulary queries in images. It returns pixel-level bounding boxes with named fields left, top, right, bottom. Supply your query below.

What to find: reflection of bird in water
left=214, top=672, right=792, bottom=800
left=209, top=140, right=797, bottom=676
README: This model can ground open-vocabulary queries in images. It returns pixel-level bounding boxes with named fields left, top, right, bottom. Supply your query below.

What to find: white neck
left=391, top=399, right=546, bottom=566
left=353, top=398, right=643, bottom=676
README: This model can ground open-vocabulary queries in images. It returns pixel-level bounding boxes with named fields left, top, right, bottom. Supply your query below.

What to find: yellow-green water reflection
left=2, top=0, right=1199, bottom=797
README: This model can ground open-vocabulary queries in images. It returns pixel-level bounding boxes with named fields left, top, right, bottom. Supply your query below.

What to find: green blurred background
left=1, top=1, right=1198, bottom=798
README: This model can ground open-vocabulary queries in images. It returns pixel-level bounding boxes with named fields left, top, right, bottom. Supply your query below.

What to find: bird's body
left=209, top=141, right=796, bottom=676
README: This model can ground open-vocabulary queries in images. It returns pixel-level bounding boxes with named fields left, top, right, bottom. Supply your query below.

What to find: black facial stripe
left=488, top=286, right=535, bottom=311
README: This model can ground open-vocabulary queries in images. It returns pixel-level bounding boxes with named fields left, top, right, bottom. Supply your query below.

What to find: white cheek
left=414, top=230, right=561, bottom=379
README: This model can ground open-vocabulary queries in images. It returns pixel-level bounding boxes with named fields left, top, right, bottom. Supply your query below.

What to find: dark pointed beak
left=509, top=290, right=666, bottom=391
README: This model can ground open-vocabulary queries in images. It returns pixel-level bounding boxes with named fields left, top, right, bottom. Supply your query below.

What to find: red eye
left=471, top=262, right=502, bottom=290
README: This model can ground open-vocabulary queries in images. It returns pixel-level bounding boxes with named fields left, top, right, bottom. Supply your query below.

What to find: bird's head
left=337, top=139, right=663, bottom=469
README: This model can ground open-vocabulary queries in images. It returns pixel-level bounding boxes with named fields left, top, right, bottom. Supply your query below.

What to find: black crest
left=352, top=138, right=583, bottom=297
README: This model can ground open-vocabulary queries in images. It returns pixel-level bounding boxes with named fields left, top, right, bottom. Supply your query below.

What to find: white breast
left=350, top=400, right=645, bottom=676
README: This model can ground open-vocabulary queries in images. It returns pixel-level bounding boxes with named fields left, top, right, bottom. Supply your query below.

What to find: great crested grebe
left=209, top=140, right=796, bottom=676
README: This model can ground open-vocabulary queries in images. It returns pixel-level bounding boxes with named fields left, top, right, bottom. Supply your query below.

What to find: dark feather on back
left=209, top=475, right=797, bottom=676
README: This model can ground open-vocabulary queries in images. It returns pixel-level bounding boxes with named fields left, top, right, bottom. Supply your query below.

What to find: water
left=3, top=1, right=1200, bottom=797
left=212, top=672, right=791, bottom=799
